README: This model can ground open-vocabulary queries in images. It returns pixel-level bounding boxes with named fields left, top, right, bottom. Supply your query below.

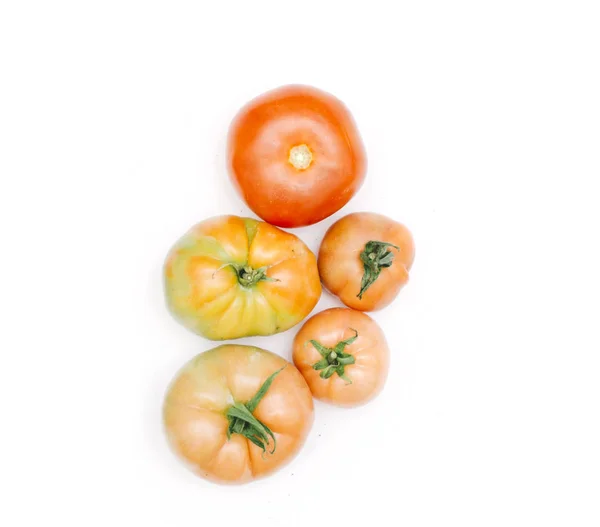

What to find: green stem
left=358, top=240, right=400, bottom=299
left=309, top=329, right=358, bottom=384
left=225, top=367, right=284, bottom=454
left=216, top=263, right=279, bottom=288
left=236, top=265, right=272, bottom=288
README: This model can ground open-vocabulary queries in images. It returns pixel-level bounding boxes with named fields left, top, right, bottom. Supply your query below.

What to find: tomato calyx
left=308, top=329, right=358, bottom=384
left=225, top=366, right=285, bottom=454
left=236, top=265, right=273, bottom=288
left=217, top=263, right=279, bottom=288
left=358, top=241, right=400, bottom=299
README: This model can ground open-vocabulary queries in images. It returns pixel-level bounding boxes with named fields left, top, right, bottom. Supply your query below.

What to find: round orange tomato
left=227, top=85, right=367, bottom=228
left=318, top=212, right=415, bottom=311
left=164, top=215, right=321, bottom=340
left=292, top=308, right=389, bottom=407
left=164, top=345, right=314, bottom=484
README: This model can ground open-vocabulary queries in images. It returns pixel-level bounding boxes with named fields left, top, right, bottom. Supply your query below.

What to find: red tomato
left=227, top=85, right=367, bottom=228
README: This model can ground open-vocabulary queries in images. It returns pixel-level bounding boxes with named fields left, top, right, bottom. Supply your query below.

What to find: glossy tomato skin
left=318, top=212, right=415, bottom=311
left=164, top=215, right=321, bottom=340
left=164, top=345, right=314, bottom=484
left=293, top=308, right=389, bottom=407
left=227, top=85, right=367, bottom=228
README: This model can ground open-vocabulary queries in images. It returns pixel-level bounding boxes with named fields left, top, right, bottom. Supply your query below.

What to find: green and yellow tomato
left=164, top=215, right=321, bottom=340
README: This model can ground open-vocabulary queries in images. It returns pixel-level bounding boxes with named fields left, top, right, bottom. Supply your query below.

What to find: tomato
left=227, top=85, right=367, bottom=228
left=164, top=215, right=321, bottom=340
left=164, top=345, right=314, bottom=484
left=318, top=212, right=415, bottom=311
left=292, top=308, right=389, bottom=407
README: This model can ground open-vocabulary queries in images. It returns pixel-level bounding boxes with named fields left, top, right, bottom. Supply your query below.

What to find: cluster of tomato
left=162, top=86, right=415, bottom=484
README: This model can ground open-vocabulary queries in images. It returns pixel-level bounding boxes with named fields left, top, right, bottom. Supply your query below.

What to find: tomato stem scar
left=288, top=144, right=313, bottom=170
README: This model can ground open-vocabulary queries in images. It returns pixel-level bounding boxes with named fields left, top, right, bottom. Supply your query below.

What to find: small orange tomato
left=164, top=345, right=314, bottom=484
left=318, top=212, right=415, bottom=311
left=292, top=308, right=389, bottom=407
left=227, top=85, right=367, bottom=228
left=164, top=215, right=321, bottom=340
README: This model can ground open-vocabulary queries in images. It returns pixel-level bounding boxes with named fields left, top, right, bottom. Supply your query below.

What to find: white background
left=1, top=1, right=599, bottom=526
